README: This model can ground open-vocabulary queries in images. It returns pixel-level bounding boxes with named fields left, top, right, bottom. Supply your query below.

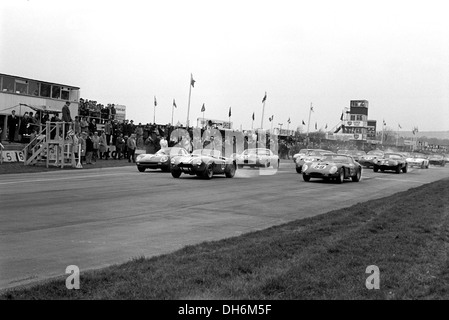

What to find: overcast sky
left=1, top=0, right=448, bottom=132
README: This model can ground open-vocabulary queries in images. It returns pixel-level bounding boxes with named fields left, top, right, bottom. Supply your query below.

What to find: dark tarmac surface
left=1, top=160, right=448, bottom=290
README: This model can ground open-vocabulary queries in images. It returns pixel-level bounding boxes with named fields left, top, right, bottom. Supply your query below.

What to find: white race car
left=405, top=153, right=429, bottom=169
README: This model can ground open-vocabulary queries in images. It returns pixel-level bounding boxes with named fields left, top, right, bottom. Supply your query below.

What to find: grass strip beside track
left=2, top=178, right=449, bottom=299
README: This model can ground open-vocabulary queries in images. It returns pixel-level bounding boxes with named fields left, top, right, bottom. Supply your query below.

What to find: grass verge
left=2, top=178, right=448, bottom=299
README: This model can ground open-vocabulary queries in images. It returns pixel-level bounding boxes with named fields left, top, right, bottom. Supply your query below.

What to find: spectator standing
left=99, top=131, right=108, bottom=159
left=19, top=112, right=30, bottom=142
left=79, top=132, right=87, bottom=164
left=160, top=135, right=168, bottom=149
left=74, top=116, right=81, bottom=134
left=85, top=132, right=94, bottom=164
left=61, top=101, right=72, bottom=137
left=80, top=117, right=89, bottom=133
left=115, top=133, right=125, bottom=160
left=88, top=118, right=97, bottom=134
left=127, top=133, right=137, bottom=163
left=91, top=131, right=100, bottom=162
left=104, top=120, right=112, bottom=145
left=7, top=110, right=19, bottom=143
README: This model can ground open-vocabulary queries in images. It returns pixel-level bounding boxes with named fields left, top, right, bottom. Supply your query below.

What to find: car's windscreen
left=321, top=155, right=350, bottom=163
left=430, top=155, right=444, bottom=159
left=367, top=151, right=383, bottom=155
left=385, top=154, right=402, bottom=159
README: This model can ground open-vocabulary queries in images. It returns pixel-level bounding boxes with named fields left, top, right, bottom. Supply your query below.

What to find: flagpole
left=261, top=92, right=266, bottom=129
left=270, top=119, right=273, bottom=133
left=381, top=120, right=385, bottom=145
left=187, top=74, right=193, bottom=128
left=171, top=104, right=174, bottom=126
left=306, top=102, right=312, bottom=147
left=153, top=103, right=156, bottom=124
left=396, top=124, right=399, bottom=147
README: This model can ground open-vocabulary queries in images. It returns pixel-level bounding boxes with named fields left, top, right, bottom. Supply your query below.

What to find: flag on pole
left=229, top=107, right=232, bottom=117
left=201, top=103, right=205, bottom=112
left=190, top=74, right=195, bottom=87
left=287, top=118, right=291, bottom=124
left=302, top=120, right=305, bottom=125
left=262, top=92, right=267, bottom=103
left=398, top=123, right=402, bottom=129
left=173, top=99, right=177, bottom=108
left=315, top=122, right=317, bottom=130
left=310, top=106, right=314, bottom=112
left=154, top=96, right=157, bottom=106
left=340, top=113, right=344, bottom=121
left=383, top=119, right=386, bottom=126
left=268, top=116, right=273, bottom=122
left=325, top=124, right=328, bottom=129
left=252, top=112, right=255, bottom=121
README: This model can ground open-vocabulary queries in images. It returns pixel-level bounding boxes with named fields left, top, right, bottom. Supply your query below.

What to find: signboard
left=403, top=140, right=417, bottom=146
left=114, top=105, right=126, bottom=121
left=345, top=120, right=366, bottom=127
left=197, top=118, right=232, bottom=130
left=1, top=150, right=25, bottom=162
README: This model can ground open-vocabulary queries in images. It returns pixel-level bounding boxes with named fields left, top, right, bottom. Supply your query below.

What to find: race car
left=234, top=148, right=280, bottom=169
left=373, top=153, right=408, bottom=173
left=136, top=147, right=190, bottom=172
left=336, top=149, right=366, bottom=162
left=358, top=150, right=384, bottom=168
left=295, top=149, right=333, bottom=173
left=428, top=154, right=446, bottom=167
left=292, top=148, right=314, bottom=163
left=405, top=152, right=429, bottom=169
left=302, top=154, right=362, bottom=183
left=170, top=149, right=237, bottom=179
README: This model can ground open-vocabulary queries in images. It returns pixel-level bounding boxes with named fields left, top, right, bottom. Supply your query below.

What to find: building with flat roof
left=0, top=73, right=80, bottom=141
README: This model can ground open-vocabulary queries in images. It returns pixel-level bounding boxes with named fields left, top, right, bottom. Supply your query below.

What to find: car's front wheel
left=373, top=165, right=379, bottom=173
left=396, top=165, right=401, bottom=174
left=302, top=174, right=310, bottom=182
left=336, top=169, right=345, bottom=184
left=352, top=169, right=362, bottom=182
left=225, top=163, right=236, bottom=178
left=171, top=169, right=182, bottom=178
left=402, top=164, right=408, bottom=173
left=137, top=166, right=146, bottom=172
left=296, top=167, right=302, bottom=174
left=203, top=164, right=214, bottom=179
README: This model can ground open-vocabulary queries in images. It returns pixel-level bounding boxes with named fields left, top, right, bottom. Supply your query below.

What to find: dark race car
left=136, top=147, right=189, bottom=172
left=336, top=149, right=366, bottom=162
left=170, top=149, right=237, bottom=179
left=358, top=150, right=384, bottom=168
left=428, top=154, right=446, bottom=167
left=373, top=152, right=408, bottom=173
left=295, top=149, right=333, bottom=173
left=302, top=154, right=362, bottom=183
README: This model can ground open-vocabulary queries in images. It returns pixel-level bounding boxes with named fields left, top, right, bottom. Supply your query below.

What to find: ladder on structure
left=23, top=122, right=78, bottom=168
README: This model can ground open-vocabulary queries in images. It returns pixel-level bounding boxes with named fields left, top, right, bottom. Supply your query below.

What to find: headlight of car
left=171, top=158, right=176, bottom=164
left=136, top=154, right=145, bottom=161
left=329, top=166, right=338, bottom=174
left=160, top=156, right=168, bottom=162
left=194, top=159, right=202, bottom=166
left=373, top=159, right=378, bottom=164
left=302, top=164, right=308, bottom=172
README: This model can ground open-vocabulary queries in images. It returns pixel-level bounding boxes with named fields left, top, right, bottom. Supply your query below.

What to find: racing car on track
left=136, top=147, right=190, bottom=172
left=405, top=152, right=429, bottom=169
left=336, top=149, right=366, bottom=162
left=292, top=149, right=314, bottom=163
left=295, top=149, right=333, bottom=173
left=170, top=149, right=237, bottom=179
left=302, top=154, right=362, bottom=183
left=428, top=154, right=446, bottom=167
left=234, top=148, right=280, bottom=169
left=373, top=152, right=408, bottom=173
left=358, top=150, right=384, bottom=168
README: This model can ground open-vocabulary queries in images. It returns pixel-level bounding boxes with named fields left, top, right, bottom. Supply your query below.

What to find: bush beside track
left=2, top=178, right=448, bottom=300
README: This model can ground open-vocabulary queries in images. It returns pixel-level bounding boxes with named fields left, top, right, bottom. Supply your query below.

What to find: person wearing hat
left=127, top=133, right=137, bottom=163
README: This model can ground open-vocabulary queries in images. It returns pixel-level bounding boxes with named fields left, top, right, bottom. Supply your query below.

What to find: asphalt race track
left=1, top=162, right=448, bottom=289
